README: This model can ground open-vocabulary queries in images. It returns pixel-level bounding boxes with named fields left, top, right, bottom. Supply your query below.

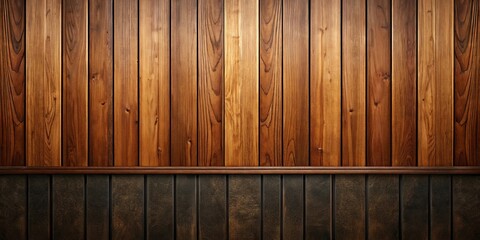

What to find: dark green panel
left=453, top=175, right=480, bottom=239
left=198, top=175, right=227, bottom=240
left=335, top=175, right=365, bottom=240
left=401, top=175, right=428, bottom=239
left=305, top=175, right=330, bottom=240
left=28, top=175, right=50, bottom=240
left=430, top=175, right=451, bottom=240
left=176, top=175, right=197, bottom=239
left=229, top=175, right=261, bottom=239
left=146, top=175, right=174, bottom=240
left=86, top=175, right=110, bottom=240
left=263, top=175, right=281, bottom=240
left=367, top=175, right=399, bottom=239
left=53, top=175, right=85, bottom=239
left=112, top=175, right=144, bottom=239
left=283, top=175, right=304, bottom=240
left=0, top=175, right=26, bottom=240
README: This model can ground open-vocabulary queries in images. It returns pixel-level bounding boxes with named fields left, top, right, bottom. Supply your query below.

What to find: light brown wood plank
left=310, top=0, right=341, bottom=166
left=139, top=0, right=170, bottom=166
left=224, top=0, right=259, bottom=166
left=26, top=0, right=62, bottom=166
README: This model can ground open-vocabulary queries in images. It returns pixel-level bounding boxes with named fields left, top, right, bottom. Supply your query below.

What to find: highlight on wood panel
left=63, top=0, right=88, bottom=166
left=454, top=0, right=480, bottom=166
left=26, top=0, right=62, bottom=166
left=139, top=0, right=170, bottom=166
left=418, top=0, right=454, bottom=166
left=171, top=0, right=198, bottom=166
left=309, top=0, right=341, bottom=166
left=342, top=0, right=366, bottom=166
left=198, top=0, right=224, bottom=166
left=0, top=0, right=25, bottom=166
left=224, top=0, right=259, bottom=166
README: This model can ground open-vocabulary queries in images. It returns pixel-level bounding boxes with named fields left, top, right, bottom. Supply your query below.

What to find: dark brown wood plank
left=0, top=175, right=26, bottom=239
left=111, top=175, right=144, bottom=239
left=367, top=0, right=391, bottom=166
left=171, top=0, right=198, bottom=166
left=113, top=0, right=139, bottom=166
left=453, top=175, right=480, bottom=239
left=86, top=175, right=109, bottom=240
left=283, top=175, right=304, bottom=239
left=0, top=0, right=25, bottom=166
left=262, top=175, right=281, bottom=240
left=176, top=175, right=197, bottom=239
left=28, top=175, right=50, bottom=239
left=430, top=175, right=451, bottom=240
left=342, top=0, right=366, bottom=166
left=63, top=0, right=88, bottom=166
left=89, top=0, right=113, bottom=166
left=229, top=175, right=261, bottom=239
left=305, top=175, right=331, bottom=240
left=199, top=175, right=227, bottom=239
left=392, top=0, right=417, bottom=166
left=259, top=0, right=282, bottom=166
left=401, top=175, right=428, bottom=239
left=367, top=175, right=399, bottom=239
left=454, top=0, right=480, bottom=166
left=146, top=175, right=174, bottom=239
left=52, top=175, right=85, bottom=239
left=335, top=175, right=365, bottom=239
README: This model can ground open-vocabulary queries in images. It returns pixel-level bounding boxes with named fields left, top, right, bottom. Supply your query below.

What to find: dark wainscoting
left=1, top=175, right=479, bottom=239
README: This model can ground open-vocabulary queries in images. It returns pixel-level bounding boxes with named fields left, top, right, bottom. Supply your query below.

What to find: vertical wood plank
left=63, top=0, right=88, bottom=166
left=139, top=0, right=170, bottom=167
left=171, top=0, right=198, bottom=166
left=367, top=175, right=399, bottom=239
left=146, top=175, right=174, bottom=239
left=229, top=175, right=261, bottom=239
left=199, top=175, right=227, bottom=239
left=0, top=175, right=26, bottom=240
left=305, top=175, right=331, bottom=240
left=86, top=175, right=110, bottom=240
left=113, top=0, right=139, bottom=166
left=89, top=0, right=113, bottom=166
left=0, top=0, right=25, bottom=166
left=335, top=175, right=365, bottom=239
left=53, top=175, right=85, bottom=239
left=283, top=175, right=304, bottom=239
left=224, top=0, right=259, bottom=166
left=453, top=175, right=480, bottom=239
left=342, top=0, right=366, bottom=166
left=454, top=0, right=480, bottom=166
left=401, top=175, right=429, bottom=239
left=198, top=0, right=224, bottom=166
left=175, top=175, right=197, bottom=239
left=430, top=175, right=451, bottom=240
left=418, top=0, right=454, bottom=166
left=262, top=175, right=281, bottom=240
left=392, top=0, right=417, bottom=166
left=26, top=0, right=61, bottom=166
left=283, top=0, right=309, bottom=166
left=28, top=175, right=50, bottom=240
left=310, top=0, right=341, bottom=166
left=112, top=175, right=144, bottom=239
left=259, top=0, right=282, bottom=166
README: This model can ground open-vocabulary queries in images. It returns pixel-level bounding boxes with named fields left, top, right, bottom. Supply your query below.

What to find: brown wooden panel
left=86, top=175, right=109, bottom=240
left=392, top=0, right=417, bottom=166
left=224, top=0, right=259, bottom=166
left=63, top=0, right=88, bottom=166
left=229, top=175, right=261, bottom=239
left=418, top=0, right=454, bottom=166
left=26, top=0, right=61, bottom=166
left=262, top=175, right=281, bottom=239
left=283, top=0, right=308, bottom=166
left=430, top=175, right=451, bottom=240
left=112, top=175, right=144, bottom=239
left=305, top=175, right=331, bottom=239
left=335, top=175, right=365, bottom=239
left=199, top=175, right=227, bottom=239
left=175, top=175, right=197, bottom=239
left=146, top=175, right=174, bottom=239
left=401, top=175, right=428, bottom=239
left=259, top=0, right=282, bottom=166
left=0, top=175, right=26, bottom=239
left=89, top=0, right=113, bottom=166
left=367, top=175, right=399, bottom=239
left=283, top=175, right=304, bottom=239
left=453, top=175, right=480, bottom=239
left=0, top=0, right=25, bottom=166
left=454, top=0, right=480, bottom=166
left=342, top=0, right=366, bottom=166
left=198, top=0, right=224, bottom=166
left=53, top=175, right=85, bottom=239
left=310, top=0, right=341, bottom=166
left=171, top=0, right=198, bottom=166
left=139, top=0, right=170, bottom=166
left=367, top=0, right=391, bottom=166
left=28, top=175, right=50, bottom=240
left=113, top=0, right=139, bottom=166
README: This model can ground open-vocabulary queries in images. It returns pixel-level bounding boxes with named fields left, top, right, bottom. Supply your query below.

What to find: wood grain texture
left=262, top=175, right=281, bottom=240
left=401, top=175, right=428, bottom=239
left=453, top=175, right=480, bottom=239
left=0, top=0, right=25, bottom=166
left=310, top=0, right=341, bottom=166
left=335, top=175, right=365, bottom=239
left=113, top=0, right=139, bottom=166
left=146, top=175, right=174, bottom=239
left=367, top=0, right=391, bottom=166
left=228, top=175, right=261, bottom=239
left=28, top=175, right=50, bottom=240
left=259, top=0, right=282, bottom=166
left=283, top=175, right=304, bottom=239
left=283, top=0, right=309, bottom=166
left=367, top=175, right=399, bottom=239
left=454, top=0, right=480, bottom=166
left=418, top=0, right=454, bottom=166
left=53, top=175, right=85, bottom=239
left=198, top=175, right=227, bottom=239
left=139, top=0, right=170, bottom=167
left=86, top=175, right=110, bottom=240
left=111, top=175, right=144, bottom=239
left=175, top=175, right=197, bottom=239
left=63, top=0, right=88, bottom=166
left=305, top=175, right=331, bottom=239
left=26, top=0, right=61, bottom=166
left=430, top=175, right=451, bottom=239
left=89, top=0, right=113, bottom=166
left=171, top=0, right=198, bottom=166
left=198, top=0, right=224, bottom=166
left=392, top=0, right=417, bottom=166
left=0, top=175, right=26, bottom=240
left=342, top=0, right=366, bottom=166
left=224, top=0, right=259, bottom=166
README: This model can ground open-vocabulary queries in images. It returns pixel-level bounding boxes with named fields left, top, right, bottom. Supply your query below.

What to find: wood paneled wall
left=1, top=0, right=479, bottom=167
